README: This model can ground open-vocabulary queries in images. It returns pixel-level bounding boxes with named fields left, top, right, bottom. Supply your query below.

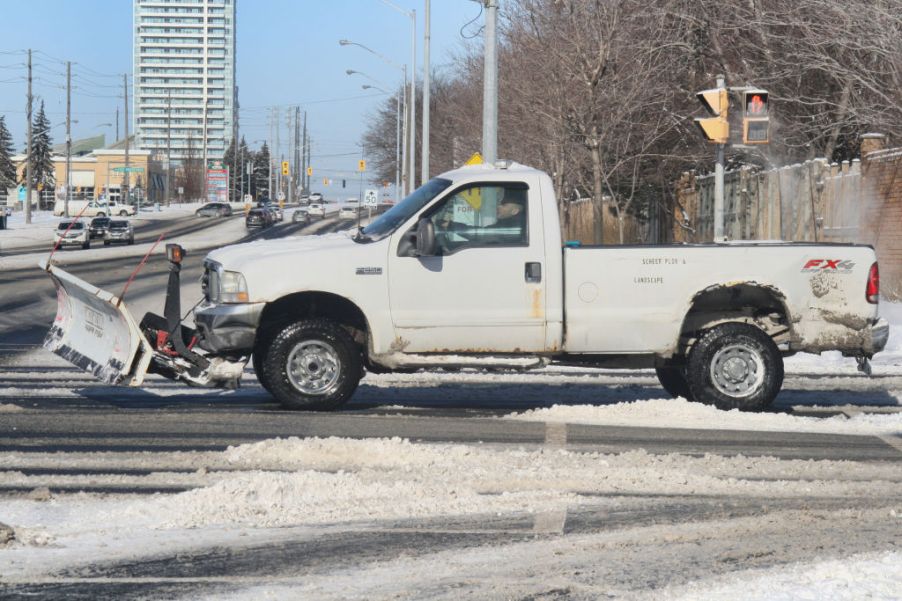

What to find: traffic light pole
left=713, top=75, right=725, bottom=242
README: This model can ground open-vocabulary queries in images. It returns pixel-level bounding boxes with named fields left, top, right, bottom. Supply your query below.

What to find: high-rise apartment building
left=133, top=0, right=236, bottom=162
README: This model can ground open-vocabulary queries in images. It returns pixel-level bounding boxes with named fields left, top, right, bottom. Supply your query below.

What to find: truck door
left=387, top=181, right=547, bottom=353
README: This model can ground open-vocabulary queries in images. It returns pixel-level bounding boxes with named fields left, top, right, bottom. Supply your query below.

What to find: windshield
left=360, top=178, right=452, bottom=241
left=110, top=220, right=128, bottom=229
left=59, top=222, right=84, bottom=230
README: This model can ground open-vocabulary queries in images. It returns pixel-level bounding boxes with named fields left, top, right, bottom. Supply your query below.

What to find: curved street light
left=350, top=70, right=401, bottom=195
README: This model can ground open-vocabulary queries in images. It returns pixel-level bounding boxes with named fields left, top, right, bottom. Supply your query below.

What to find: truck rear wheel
left=686, top=323, right=783, bottom=411
left=262, top=318, right=361, bottom=411
left=655, top=365, right=693, bottom=400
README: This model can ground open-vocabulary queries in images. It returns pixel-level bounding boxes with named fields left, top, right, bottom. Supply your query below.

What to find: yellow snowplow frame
left=40, top=260, right=153, bottom=386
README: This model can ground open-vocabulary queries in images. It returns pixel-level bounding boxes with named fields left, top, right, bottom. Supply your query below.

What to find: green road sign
left=112, top=167, right=145, bottom=173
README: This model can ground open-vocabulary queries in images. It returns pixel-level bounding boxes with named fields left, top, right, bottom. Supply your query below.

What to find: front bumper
left=194, top=301, right=265, bottom=353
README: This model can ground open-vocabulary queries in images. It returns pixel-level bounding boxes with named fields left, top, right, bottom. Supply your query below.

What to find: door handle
left=525, top=262, right=542, bottom=283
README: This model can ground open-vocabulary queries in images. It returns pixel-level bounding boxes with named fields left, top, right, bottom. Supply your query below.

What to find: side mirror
left=415, top=218, right=436, bottom=257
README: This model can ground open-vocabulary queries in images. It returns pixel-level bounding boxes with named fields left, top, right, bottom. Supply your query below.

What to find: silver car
left=104, top=220, right=135, bottom=245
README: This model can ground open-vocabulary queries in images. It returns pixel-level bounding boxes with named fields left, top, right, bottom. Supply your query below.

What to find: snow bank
left=100, top=437, right=900, bottom=531
left=504, top=398, right=902, bottom=435
left=658, top=551, right=902, bottom=601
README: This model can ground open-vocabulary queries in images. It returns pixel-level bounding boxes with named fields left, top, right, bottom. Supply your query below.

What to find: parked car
left=103, top=220, right=135, bottom=246
left=196, top=202, right=232, bottom=217
left=338, top=205, right=359, bottom=220
left=307, top=203, right=325, bottom=218
left=53, top=221, right=90, bottom=250
left=89, top=216, right=111, bottom=239
left=292, top=208, right=311, bottom=224
left=245, top=208, right=273, bottom=229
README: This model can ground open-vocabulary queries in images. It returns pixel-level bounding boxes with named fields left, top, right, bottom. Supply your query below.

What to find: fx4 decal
left=802, top=259, right=856, bottom=272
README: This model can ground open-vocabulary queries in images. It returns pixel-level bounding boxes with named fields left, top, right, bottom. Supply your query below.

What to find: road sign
left=17, top=185, right=25, bottom=202
left=112, top=167, right=145, bottom=173
left=244, top=194, right=253, bottom=203
left=277, top=191, right=285, bottom=201
left=358, top=159, right=366, bottom=172
left=363, top=189, right=378, bottom=207
left=178, top=186, right=184, bottom=195
left=464, top=152, right=483, bottom=166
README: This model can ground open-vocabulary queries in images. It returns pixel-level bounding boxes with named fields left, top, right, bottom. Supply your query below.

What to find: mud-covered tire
left=262, top=319, right=361, bottom=410
left=252, top=349, right=273, bottom=393
left=686, top=323, right=783, bottom=411
left=119, top=210, right=128, bottom=216
left=655, top=365, right=693, bottom=400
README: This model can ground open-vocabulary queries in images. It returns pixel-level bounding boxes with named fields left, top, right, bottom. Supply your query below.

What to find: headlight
left=219, top=270, right=249, bottom=303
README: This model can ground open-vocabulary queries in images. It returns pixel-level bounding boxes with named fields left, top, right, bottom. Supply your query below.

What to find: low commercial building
left=9, top=136, right=167, bottom=209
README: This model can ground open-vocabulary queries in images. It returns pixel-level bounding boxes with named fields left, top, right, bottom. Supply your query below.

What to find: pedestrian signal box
left=741, top=89, right=769, bottom=145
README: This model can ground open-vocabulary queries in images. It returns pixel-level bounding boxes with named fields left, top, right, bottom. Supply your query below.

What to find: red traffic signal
left=744, top=92, right=768, bottom=116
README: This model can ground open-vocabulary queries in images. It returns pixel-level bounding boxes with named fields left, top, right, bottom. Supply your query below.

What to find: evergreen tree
left=223, top=137, right=237, bottom=202
left=252, top=142, right=270, bottom=199
left=0, top=115, right=16, bottom=192
left=24, top=101, right=55, bottom=207
left=237, top=136, right=250, bottom=201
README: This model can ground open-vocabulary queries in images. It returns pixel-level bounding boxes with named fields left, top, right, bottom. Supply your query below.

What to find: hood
left=205, top=231, right=357, bottom=273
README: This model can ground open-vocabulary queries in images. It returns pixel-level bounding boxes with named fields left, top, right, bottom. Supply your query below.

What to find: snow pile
left=98, top=437, right=901, bottom=530
left=504, top=398, right=902, bottom=435
left=658, top=551, right=902, bottom=601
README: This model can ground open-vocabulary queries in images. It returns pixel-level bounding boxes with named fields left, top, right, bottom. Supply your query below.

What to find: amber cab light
left=866, top=262, right=879, bottom=304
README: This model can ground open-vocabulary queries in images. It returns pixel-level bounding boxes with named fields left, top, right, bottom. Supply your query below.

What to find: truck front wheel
left=686, top=323, right=783, bottom=411
left=262, top=319, right=361, bottom=410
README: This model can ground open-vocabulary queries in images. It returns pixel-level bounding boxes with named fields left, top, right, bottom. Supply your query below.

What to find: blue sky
left=0, top=0, right=485, bottom=195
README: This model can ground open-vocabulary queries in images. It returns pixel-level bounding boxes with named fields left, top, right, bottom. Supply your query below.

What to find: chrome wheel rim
left=286, top=340, right=341, bottom=395
left=710, top=343, right=764, bottom=398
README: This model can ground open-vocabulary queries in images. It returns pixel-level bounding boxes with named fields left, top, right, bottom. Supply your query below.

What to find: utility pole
left=400, top=66, right=408, bottom=197
left=25, top=49, right=32, bottom=224
left=714, top=74, right=725, bottom=241
left=422, top=0, right=430, bottom=183
left=300, top=110, right=307, bottom=194
left=267, top=107, right=273, bottom=198
left=294, top=107, right=300, bottom=198
left=409, top=9, right=417, bottom=191
left=275, top=105, right=281, bottom=199
left=482, top=0, right=498, bottom=164
left=166, top=90, right=172, bottom=205
left=115, top=106, right=119, bottom=142
left=123, top=74, right=130, bottom=209
left=395, top=86, right=401, bottom=197
left=232, top=95, right=239, bottom=203
left=305, top=133, right=311, bottom=192
left=201, top=97, right=208, bottom=202
left=65, top=61, right=72, bottom=218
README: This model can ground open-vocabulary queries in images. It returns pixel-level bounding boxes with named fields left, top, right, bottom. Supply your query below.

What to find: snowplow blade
left=40, top=260, right=153, bottom=386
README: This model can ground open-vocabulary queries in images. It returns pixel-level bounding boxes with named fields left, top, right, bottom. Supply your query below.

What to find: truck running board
left=378, top=353, right=549, bottom=372
left=40, top=254, right=246, bottom=390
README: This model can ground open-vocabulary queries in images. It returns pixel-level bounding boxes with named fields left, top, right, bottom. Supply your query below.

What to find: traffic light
left=358, top=159, right=366, bottom=172
left=694, top=87, right=729, bottom=144
left=741, top=89, right=769, bottom=145
left=306, top=166, right=313, bottom=177
left=342, top=179, right=346, bottom=188
left=281, top=161, right=289, bottom=176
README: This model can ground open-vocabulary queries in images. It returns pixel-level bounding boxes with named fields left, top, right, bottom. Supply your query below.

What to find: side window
left=428, top=183, right=528, bottom=255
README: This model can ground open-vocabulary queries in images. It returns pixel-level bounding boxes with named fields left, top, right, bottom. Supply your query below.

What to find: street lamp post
left=351, top=68, right=403, bottom=200
left=340, top=38, right=412, bottom=195
left=362, top=84, right=401, bottom=199
left=378, top=0, right=417, bottom=190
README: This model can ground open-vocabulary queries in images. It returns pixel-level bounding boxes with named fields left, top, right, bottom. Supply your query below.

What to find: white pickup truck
left=53, top=199, right=136, bottom=217
left=42, top=162, right=888, bottom=412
